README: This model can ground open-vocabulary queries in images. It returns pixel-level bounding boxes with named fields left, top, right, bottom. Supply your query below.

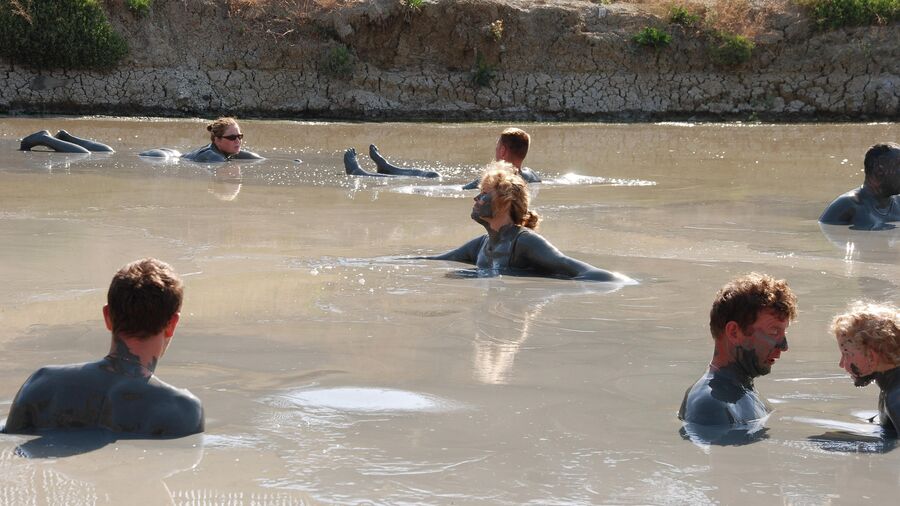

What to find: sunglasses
left=218, top=134, right=244, bottom=141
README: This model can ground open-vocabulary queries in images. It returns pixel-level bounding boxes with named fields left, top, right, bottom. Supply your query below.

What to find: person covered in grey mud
left=1, top=258, right=204, bottom=438
left=140, top=117, right=263, bottom=162
left=418, top=162, right=630, bottom=282
left=819, top=142, right=900, bottom=230
left=678, top=273, right=797, bottom=431
left=342, top=127, right=542, bottom=185
left=19, top=129, right=114, bottom=153
left=832, top=301, right=900, bottom=434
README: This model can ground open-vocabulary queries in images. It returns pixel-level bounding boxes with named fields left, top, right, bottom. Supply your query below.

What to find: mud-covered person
left=140, top=117, right=263, bottom=162
left=678, top=273, right=797, bottom=427
left=832, top=301, right=900, bottom=434
left=1, top=258, right=204, bottom=438
left=819, top=142, right=900, bottom=230
left=346, top=127, right=542, bottom=183
left=419, top=162, right=630, bottom=282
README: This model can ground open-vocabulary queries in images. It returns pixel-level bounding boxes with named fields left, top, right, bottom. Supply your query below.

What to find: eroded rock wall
left=1, top=0, right=897, bottom=119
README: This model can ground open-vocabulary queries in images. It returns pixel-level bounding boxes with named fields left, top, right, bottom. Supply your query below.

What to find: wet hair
left=107, top=258, right=183, bottom=339
left=831, top=301, right=900, bottom=365
left=498, top=128, right=530, bottom=162
left=207, top=117, right=239, bottom=142
left=479, top=162, right=540, bottom=229
left=863, top=142, right=900, bottom=178
left=709, top=273, right=797, bottom=340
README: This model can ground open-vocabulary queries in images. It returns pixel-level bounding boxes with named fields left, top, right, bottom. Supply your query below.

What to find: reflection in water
left=788, top=416, right=897, bottom=454
left=208, top=166, right=242, bottom=202
left=471, top=282, right=623, bottom=385
left=679, top=418, right=770, bottom=448
left=0, top=435, right=204, bottom=505
left=278, top=387, right=458, bottom=413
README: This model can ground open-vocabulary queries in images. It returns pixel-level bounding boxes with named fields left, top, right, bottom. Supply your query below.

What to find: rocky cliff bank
left=1, top=0, right=898, bottom=120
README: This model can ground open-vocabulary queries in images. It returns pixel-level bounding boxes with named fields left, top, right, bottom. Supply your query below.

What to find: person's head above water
left=708, top=273, right=797, bottom=378
left=495, top=128, right=530, bottom=169
left=207, top=117, right=243, bottom=156
left=832, top=301, right=900, bottom=387
left=862, top=142, right=900, bottom=197
left=105, top=258, right=183, bottom=341
left=474, top=162, right=540, bottom=231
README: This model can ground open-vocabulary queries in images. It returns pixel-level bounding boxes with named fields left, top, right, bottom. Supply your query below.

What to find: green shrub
left=322, top=45, right=354, bottom=77
left=669, top=5, right=701, bottom=27
left=126, top=0, right=151, bottom=17
left=0, top=0, right=128, bottom=69
left=709, top=32, right=755, bottom=66
left=472, top=53, right=493, bottom=87
left=632, top=27, right=672, bottom=48
left=798, top=0, right=900, bottom=29
left=403, top=0, right=424, bottom=10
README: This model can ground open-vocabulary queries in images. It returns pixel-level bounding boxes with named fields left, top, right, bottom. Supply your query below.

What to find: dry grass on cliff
left=615, top=0, right=799, bottom=37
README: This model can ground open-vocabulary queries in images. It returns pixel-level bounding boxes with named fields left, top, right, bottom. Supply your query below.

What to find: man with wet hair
left=678, top=273, right=797, bottom=426
left=832, top=301, right=900, bottom=433
left=461, top=127, right=541, bottom=189
left=1, top=258, right=204, bottom=437
left=819, top=142, right=900, bottom=230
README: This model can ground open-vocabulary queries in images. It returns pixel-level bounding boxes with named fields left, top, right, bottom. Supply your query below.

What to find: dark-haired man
left=819, top=142, right=900, bottom=230
left=2, top=258, right=204, bottom=438
left=678, top=273, right=797, bottom=427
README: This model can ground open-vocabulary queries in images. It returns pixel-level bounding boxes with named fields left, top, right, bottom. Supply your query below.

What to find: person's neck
left=498, top=155, right=523, bottom=170
left=107, top=333, right=166, bottom=378
left=481, top=215, right=515, bottom=236
left=861, top=180, right=894, bottom=208
left=875, top=364, right=900, bottom=390
left=709, top=344, right=753, bottom=386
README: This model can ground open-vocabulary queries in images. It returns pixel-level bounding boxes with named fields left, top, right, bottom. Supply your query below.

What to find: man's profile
left=678, top=273, right=797, bottom=427
left=832, top=301, right=900, bottom=434
left=819, top=142, right=900, bottom=230
left=2, top=258, right=204, bottom=438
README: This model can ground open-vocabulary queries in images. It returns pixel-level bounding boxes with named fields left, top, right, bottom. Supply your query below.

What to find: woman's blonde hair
left=831, top=301, right=900, bottom=364
left=479, top=161, right=540, bottom=229
left=207, top=117, right=239, bottom=142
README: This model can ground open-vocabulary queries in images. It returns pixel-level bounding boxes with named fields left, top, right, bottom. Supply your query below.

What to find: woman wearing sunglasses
left=140, top=117, right=263, bottom=162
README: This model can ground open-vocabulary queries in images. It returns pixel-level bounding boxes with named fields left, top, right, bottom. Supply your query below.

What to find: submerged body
left=427, top=223, right=624, bottom=281
left=819, top=187, right=900, bottom=230
left=2, top=356, right=203, bottom=437
left=678, top=365, right=770, bottom=426
left=876, top=366, right=900, bottom=432
left=140, top=144, right=262, bottom=163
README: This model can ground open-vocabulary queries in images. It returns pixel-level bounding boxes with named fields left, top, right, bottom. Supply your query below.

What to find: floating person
left=342, top=128, right=542, bottom=185
left=678, top=273, right=797, bottom=429
left=140, top=117, right=263, bottom=162
left=417, top=162, right=630, bottom=282
left=819, top=142, right=900, bottom=230
left=1, top=258, right=204, bottom=438
left=832, top=301, right=900, bottom=433
left=19, top=129, right=114, bottom=153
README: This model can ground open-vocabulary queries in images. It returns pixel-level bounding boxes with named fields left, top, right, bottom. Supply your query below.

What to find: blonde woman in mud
left=419, top=162, right=630, bottom=282
left=140, top=117, right=263, bottom=162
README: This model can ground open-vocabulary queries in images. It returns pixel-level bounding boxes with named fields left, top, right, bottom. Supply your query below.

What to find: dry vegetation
left=612, top=0, right=800, bottom=37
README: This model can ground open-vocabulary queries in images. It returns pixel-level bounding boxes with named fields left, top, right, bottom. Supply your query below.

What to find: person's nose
left=778, top=336, right=788, bottom=351
left=839, top=355, right=845, bottom=369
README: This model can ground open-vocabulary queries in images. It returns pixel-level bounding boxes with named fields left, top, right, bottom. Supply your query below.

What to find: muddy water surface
left=0, top=118, right=899, bottom=505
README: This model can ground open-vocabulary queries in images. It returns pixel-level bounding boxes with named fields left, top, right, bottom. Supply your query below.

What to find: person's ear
left=724, top=321, right=742, bottom=343
left=103, top=305, right=113, bottom=331
left=164, top=313, right=180, bottom=338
